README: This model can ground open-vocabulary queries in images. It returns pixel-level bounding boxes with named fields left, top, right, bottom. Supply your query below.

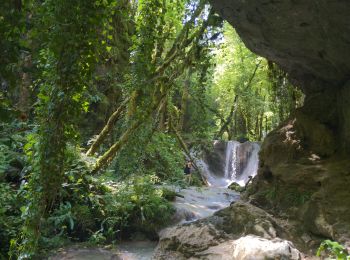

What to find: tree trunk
left=86, top=98, right=129, bottom=156
left=18, top=53, right=31, bottom=120
left=178, top=68, right=191, bottom=131
left=215, top=61, right=261, bottom=139
left=170, top=123, right=207, bottom=185
left=215, top=95, right=238, bottom=139
left=158, top=99, right=167, bottom=130
left=91, top=119, right=143, bottom=174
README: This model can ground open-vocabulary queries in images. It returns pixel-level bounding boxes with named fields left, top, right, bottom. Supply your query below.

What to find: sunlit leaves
left=211, top=22, right=299, bottom=140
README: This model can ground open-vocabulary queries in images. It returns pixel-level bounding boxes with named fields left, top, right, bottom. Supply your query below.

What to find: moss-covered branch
left=86, top=98, right=129, bottom=156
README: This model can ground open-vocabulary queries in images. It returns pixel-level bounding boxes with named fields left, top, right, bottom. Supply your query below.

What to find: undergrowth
left=0, top=124, right=177, bottom=258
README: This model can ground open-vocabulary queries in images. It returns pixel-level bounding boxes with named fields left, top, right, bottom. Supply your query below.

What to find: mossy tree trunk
left=86, top=98, right=129, bottom=156
left=20, top=0, right=117, bottom=256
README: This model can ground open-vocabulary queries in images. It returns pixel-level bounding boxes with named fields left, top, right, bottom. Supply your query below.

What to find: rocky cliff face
left=210, top=0, right=350, bottom=251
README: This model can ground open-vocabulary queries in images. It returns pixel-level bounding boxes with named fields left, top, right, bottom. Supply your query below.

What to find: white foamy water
left=196, top=141, right=260, bottom=188
left=171, top=186, right=240, bottom=223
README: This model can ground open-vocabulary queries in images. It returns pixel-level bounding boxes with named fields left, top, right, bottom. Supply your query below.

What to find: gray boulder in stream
left=152, top=201, right=302, bottom=259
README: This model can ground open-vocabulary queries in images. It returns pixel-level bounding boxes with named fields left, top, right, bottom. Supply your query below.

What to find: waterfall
left=196, top=141, right=260, bottom=188
left=224, top=141, right=234, bottom=179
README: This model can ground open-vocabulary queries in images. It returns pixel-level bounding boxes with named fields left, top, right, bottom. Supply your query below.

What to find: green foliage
left=115, top=129, right=184, bottom=183
left=15, top=0, right=125, bottom=256
left=0, top=121, right=28, bottom=183
left=0, top=183, right=22, bottom=258
left=0, top=1, right=24, bottom=88
left=317, top=240, right=350, bottom=260
left=144, top=132, right=184, bottom=181
left=210, top=22, right=302, bottom=141
left=228, top=182, right=244, bottom=192
left=10, top=147, right=174, bottom=257
left=98, top=175, right=175, bottom=240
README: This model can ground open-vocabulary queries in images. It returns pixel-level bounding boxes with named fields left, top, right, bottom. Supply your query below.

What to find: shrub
left=0, top=121, right=28, bottom=183
left=0, top=183, right=22, bottom=258
left=317, top=240, right=350, bottom=260
left=97, top=175, right=175, bottom=240
left=114, top=130, right=184, bottom=183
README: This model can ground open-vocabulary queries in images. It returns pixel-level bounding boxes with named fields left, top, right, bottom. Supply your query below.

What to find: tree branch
left=86, top=97, right=129, bottom=156
left=215, top=60, right=262, bottom=139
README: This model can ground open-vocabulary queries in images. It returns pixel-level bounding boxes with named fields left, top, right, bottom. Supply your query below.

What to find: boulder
left=228, top=182, right=244, bottom=192
left=153, top=201, right=303, bottom=259
left=214, top=201, right=281, bottom=239
left=231, top=235, right=301, bottom=260
left=153, top=222, right=229, bottom=259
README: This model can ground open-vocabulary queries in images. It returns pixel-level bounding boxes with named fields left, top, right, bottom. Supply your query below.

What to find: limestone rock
left=232, top=235, right=301, bottom=260
left=191, top=240, right=235, bottom=260
left=214, top=201, right=280, bottom=239
left=153, top=221, right=229, bottom=259
left=153, top=201, right=300, bottom=259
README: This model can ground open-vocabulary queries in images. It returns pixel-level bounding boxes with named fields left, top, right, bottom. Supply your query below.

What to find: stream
left=50, top=141, right=259, bottom=260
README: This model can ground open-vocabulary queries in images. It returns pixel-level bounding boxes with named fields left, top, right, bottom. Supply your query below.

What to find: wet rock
left=190, top=240, right=235, bottom=260
left=203, top=141, right=227, bottom=177
left=228, top=182, right=244, bottom=192
left=237, top=137, right=249, bottom=143
left=171, top=207, right=197, bottom=223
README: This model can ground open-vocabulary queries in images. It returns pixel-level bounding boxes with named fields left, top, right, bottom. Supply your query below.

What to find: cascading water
left=170, top=140, right=260, bottom=224
left=196, top=141, right=260, bottom=188
left=224, top=141, right=234, bottom=179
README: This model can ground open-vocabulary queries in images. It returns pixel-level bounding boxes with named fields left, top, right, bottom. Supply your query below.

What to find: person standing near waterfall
left=184, top=161, right=192, bottom=183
